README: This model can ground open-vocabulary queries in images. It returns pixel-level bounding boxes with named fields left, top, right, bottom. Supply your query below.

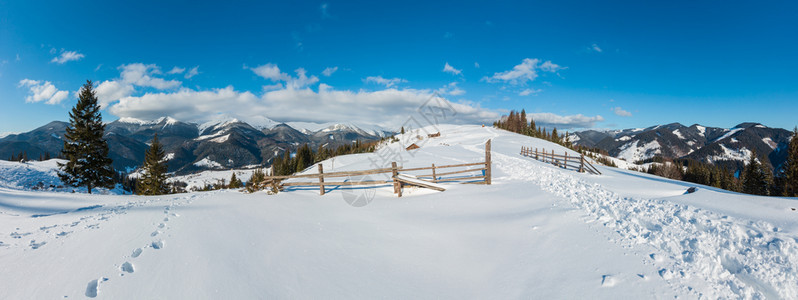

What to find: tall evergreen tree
left=785, top=126, right=798, bottom=197
left=742, top=151, right=771, bottom=196
left=58, top=80, right=115, bottom=194
left=138, top=134, right=170, bottom=195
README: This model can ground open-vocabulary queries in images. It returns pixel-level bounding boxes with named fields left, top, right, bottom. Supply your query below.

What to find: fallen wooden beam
left=393, top=174, right=446, bottom=192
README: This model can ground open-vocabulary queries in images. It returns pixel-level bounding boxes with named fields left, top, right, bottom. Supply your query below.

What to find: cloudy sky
left=1, top=0, right=797, bottom=134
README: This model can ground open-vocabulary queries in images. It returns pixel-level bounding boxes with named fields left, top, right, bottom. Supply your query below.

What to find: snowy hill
left=571, top=122, right=792, bottom=171
left=2, top=125, right=797, bottom=298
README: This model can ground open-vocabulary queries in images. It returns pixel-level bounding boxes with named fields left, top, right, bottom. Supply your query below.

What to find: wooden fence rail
left=263, top=140, right=493, bottom=196
left=520, top=146, right=601, bottom=175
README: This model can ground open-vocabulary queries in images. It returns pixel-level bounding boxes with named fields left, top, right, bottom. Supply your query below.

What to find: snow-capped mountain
left=0, top=117, right=394, bottom=174
left=571, top=122, right=792, bottom=172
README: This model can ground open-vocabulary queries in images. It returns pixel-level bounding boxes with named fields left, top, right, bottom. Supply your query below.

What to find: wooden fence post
left=392, top=162, right=399, bottom=194
left=485, top=139, right=492, bottom=185
left=535, top=148, right=538, bottom=160
left=580, top=154, right=585, bottom=173
left=431, top=163, right=437, bottom=183
left=564, top=152, right=568, bottom=170
left=318, top=164, right=325, bottom=195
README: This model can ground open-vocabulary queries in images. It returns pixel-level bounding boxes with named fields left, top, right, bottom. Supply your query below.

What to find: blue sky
left=1, top=0, right=797, bottom=134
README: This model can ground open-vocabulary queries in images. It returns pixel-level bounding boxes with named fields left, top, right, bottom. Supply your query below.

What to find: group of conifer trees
left=271, top=140, right=378, bottom=176
left=493, top=109, right=572, bottom=148
left=56, top=80, right=171, bottom=195
left=637, top=133, right=798, bottom=196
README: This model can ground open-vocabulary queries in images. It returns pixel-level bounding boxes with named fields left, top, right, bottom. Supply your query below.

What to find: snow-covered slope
left=1, top=125, right=797, bottom=299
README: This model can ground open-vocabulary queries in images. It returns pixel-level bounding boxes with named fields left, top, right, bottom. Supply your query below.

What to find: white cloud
left=262, top=83, right=284, bottom=92
left=185, top=66, right=199, bottom=79
left=18, top=79, right=69, bottom=105
left=364, top=76, right=407, bottom=88
left=443, top=62, right=462, bottom=75
left=248, top=63, right=290, bottom=81
left=95, top=80, right=135, bottom=109
left=108, top=85, right=498, bottom=129
left=438, top=82, right=465, bottom=96
left=590, top=43, right=602, bottom=53
left=167, top=67, right=185, bottom=74
left=248, top=63, right=320, bottom=89
left=51, top=50, right=85, bottom=64
left=322, top=66, right=338, bottom=77
left=120, top=63, right=182, bottom=89
left=612, top=107, right=632, bottom=117
left=519, top=88, right=542, bottom=96
left=528, top=112, right=604, bottom=129
left=474, top=62, right=480, bottom=68
left=483, top=58, right=564, bottom=85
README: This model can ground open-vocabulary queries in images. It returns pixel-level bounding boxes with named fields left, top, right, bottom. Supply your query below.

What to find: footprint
left=10, top=232, right=31, bottom=239
left=56, top=231, right=71, bottom=237
left=85, top=278, right=108, bottom=298
left=151, top=230, right=160, bottom=237
left=30, top=240, right=47, bottom=249
left=163, top=217, right=169, bottom=222
left=121, top=261, right=135, bottom=273
left=158, top=223, right=165, bottom=229
left=151, top=240, right=165, bottom=249
left=171, top=213, right=180, bottom=218
left=131, top=248, right=143, bottom=258
left=600, top=274, right=619, bottom=287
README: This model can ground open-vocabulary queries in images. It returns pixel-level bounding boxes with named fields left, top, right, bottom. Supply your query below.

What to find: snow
left=763, top=137, right=777, bottom=149
left=287, top=121, right=391, bottom=137
left=672, top=129, right=684, bottom=139
left=616, top=135, right=631, bottom=142
left=192, top=157, right=223, bottom=169
left=696, top=125, right=706, bottom=137
left=0, top=159, right=65, bottom=191
left=713, top=128, right=743, bottom=143
left=707, top=144, right=753, bottom=164
left=755, top=124, right=767, bottom=128
left=117, top=116, right=178, bottom=126
left=198, top=117, right=240, bottom=134
left=0, top=131, right=18, bottom=139
left=170, top=169, right=262, bottom=191
left=617, top=140, right=661, bottom=163
left=0, top=159, right=125, bottom=194
left=163, top=153, right=175, bottom=161
left=2, top=125, right=798, bottom=299
left=117, top=117, right=149, bottom=125
left=209, top=134, right=230, bottom=143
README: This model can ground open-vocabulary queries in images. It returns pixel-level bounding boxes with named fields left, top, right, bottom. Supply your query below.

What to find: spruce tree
left=742, top=151, right=770, bottom=196
left=138, top=134, right=170, bottom=195
left=58, top=80, right=115, bottom=194
left=229, top=172, right=243, bottom=189
left=785, top=126, right=798, bottom=197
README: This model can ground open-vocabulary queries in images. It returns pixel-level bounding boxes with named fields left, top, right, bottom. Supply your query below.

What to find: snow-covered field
left=1, top=125, right=797, bottom=298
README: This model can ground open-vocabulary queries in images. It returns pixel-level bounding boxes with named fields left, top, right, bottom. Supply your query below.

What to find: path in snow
left=487, top=148, right=798, bottom=298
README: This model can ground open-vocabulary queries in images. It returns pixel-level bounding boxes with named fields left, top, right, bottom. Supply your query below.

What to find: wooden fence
left=520, top=146, right=601, bottom=175
left=262, top=140, right=492, bottom=197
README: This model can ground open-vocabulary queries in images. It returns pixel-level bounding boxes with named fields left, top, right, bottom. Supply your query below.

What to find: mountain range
left=569, top=122, right=793, bottom=172
left=0, top=117, right=393, bottom=174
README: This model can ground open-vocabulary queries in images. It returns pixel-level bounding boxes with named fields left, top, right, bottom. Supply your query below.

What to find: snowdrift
left=1, top=125, right=797, bottom=299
